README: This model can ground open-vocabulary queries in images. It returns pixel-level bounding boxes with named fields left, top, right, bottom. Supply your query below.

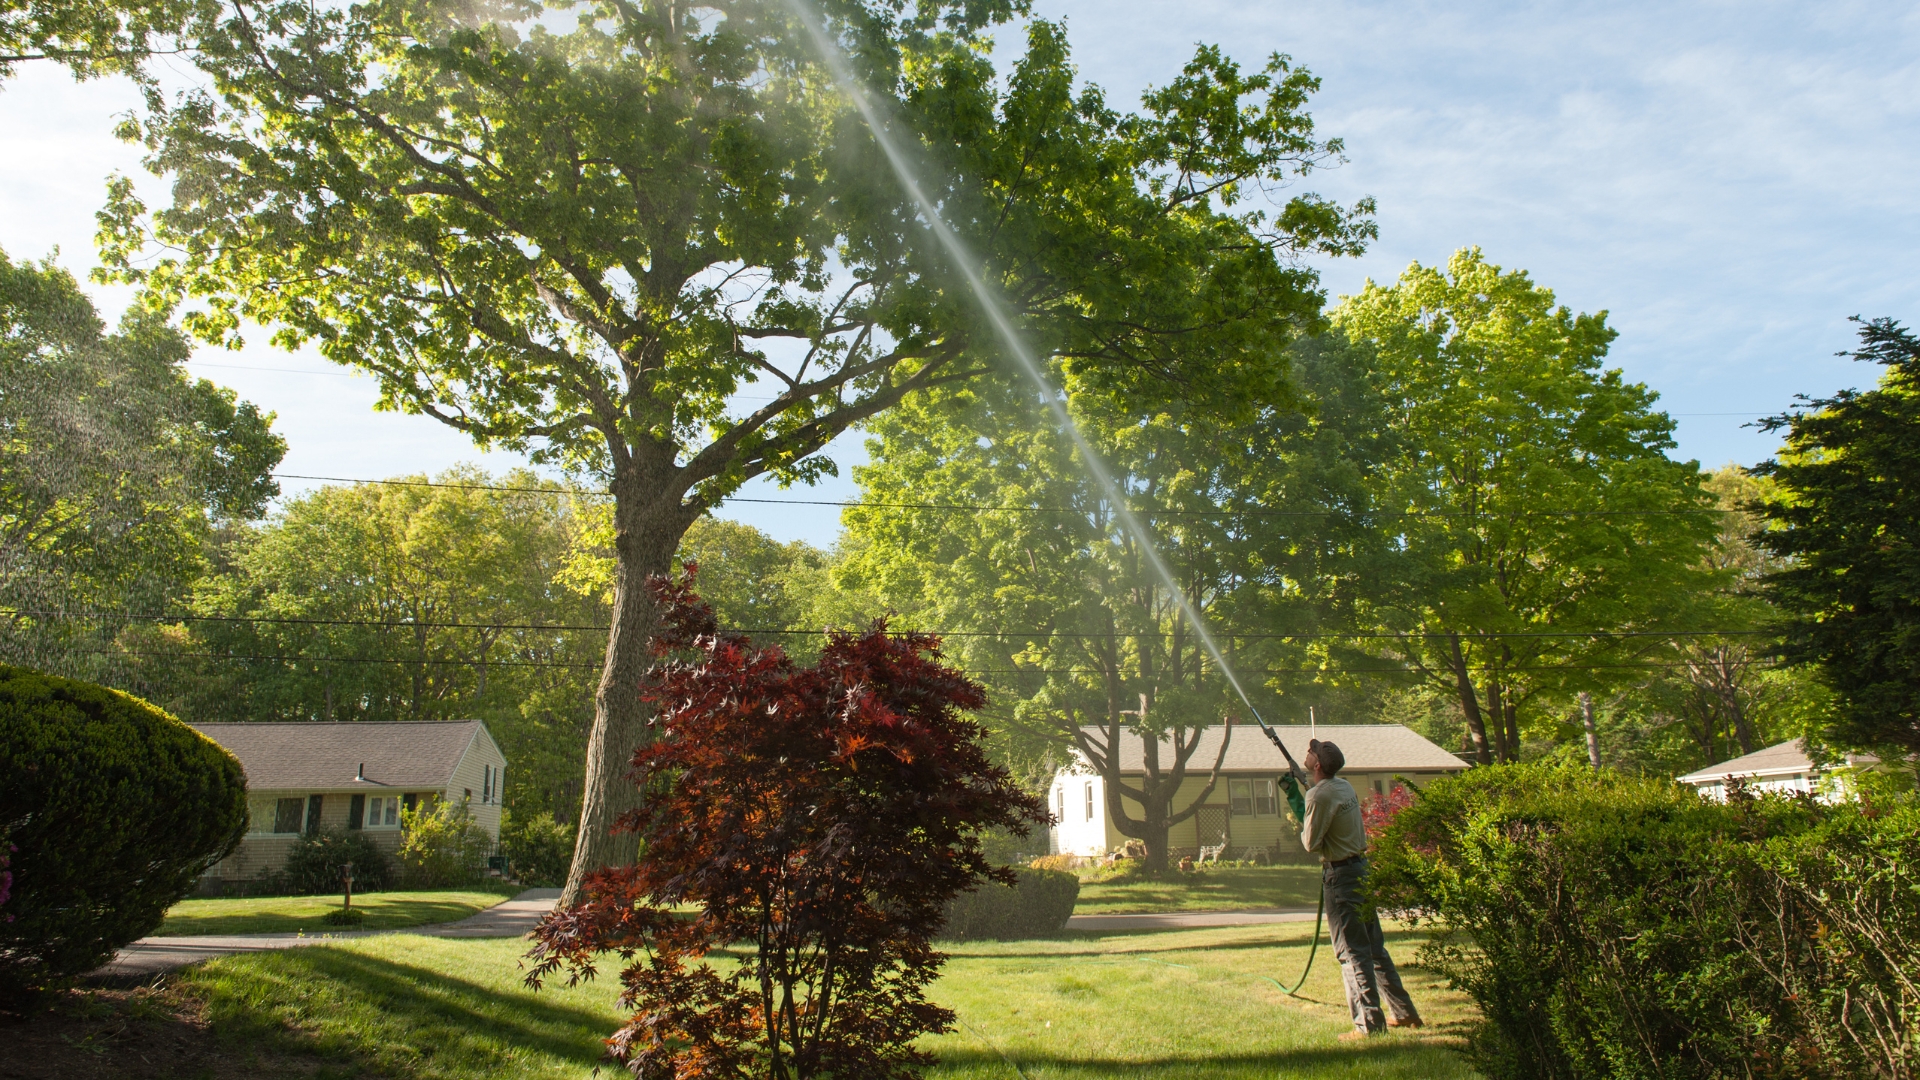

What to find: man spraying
left=1296, top=738, right=1422, bottom=1040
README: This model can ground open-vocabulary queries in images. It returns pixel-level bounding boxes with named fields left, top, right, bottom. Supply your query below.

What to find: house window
left=1373, top=778, right=1384, bottom=797
left=360, top=796, right=400, bottom=827
left=1084, top=782, right=1094, bottom=822
left=482, top=765, right=493, bottom=804
left=273, top=798, right=304, bottom=834
left=1231, top=780, right=1277, bottom=817
left=1056, top=786, right=1065, bottom=822
left=305, top=794, right=325, bottom=835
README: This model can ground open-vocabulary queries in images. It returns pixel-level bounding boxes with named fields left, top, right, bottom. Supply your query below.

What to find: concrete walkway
left=1065, top=907, right=1321, bottom=932
left=96, top=888, right=562, bottom=980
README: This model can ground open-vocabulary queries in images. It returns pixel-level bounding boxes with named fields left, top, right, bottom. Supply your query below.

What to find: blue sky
left=2, top=0, right=1915, bottom=548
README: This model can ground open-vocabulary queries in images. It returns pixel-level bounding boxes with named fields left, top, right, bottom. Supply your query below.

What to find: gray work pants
left=1324, top=857, right=1418, bottom=1033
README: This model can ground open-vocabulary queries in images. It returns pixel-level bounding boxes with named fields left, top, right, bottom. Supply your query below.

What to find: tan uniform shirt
left=1300, top=776, right=1368, bottom=864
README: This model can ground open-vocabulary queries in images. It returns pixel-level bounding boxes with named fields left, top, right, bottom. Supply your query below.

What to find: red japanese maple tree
left=526, top=570, right=1048, bottom=1080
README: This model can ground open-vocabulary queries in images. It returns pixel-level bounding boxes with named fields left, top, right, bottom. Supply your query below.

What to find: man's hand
left=1279, top=772, right=1307, bottom=824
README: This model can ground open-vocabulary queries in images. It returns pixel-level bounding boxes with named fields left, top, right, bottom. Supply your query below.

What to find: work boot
left=1337, top=1029, right=1376, bottom=1042
left=1387, top=1016, right=1424, bottom=1030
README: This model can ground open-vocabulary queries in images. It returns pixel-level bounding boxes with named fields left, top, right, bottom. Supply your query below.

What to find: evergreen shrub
left=0, top=664, right=246, bottom=992
left=284, top=828, right=390, bottom=894
left=1371, top=762, right=1920, bottom=1080
left=499, top=809, right=572, bottom=887
left=940, top=867, right=1079, bottom=940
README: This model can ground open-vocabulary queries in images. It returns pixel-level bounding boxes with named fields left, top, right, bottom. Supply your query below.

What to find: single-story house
left=191, top=720, right=508, bottom=886
left=1051, top=724, right=1469, bottom=862
left=1677, top=737, right=1879, bottom=803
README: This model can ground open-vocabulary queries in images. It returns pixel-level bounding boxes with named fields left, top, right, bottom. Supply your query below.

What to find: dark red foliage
left=527, top=570, right=1048, bottom=1080
left=1362, top=784, right=1417, bottom=841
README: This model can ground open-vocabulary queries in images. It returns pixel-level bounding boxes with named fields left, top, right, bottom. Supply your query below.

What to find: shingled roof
left=190, top=721, right=490, bottom=791
left=1075, top=724, right=1468, bottom=773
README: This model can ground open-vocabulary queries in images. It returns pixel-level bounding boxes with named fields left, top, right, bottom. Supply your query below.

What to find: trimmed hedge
left=940, top=867, right=1078, bottom=940
left=1371, top=762, right=1920, bottom=1080
left=0, top=665, right=246, bottom=992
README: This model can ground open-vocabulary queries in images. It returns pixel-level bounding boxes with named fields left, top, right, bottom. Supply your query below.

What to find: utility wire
left=270, top=473, right=1745, bottom=517
left=47, top=647, right=1778, bottom=678
left=4, top=609, right=1773, bottom=640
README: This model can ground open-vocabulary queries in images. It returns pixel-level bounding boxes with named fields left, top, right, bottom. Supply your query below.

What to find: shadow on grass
left=952, top=921, right=1432, bottom=961
left=953, top=934, right=1323, bottom=961
left=193, top=945, right=616, bottom=1076
left=162, top=896, right=500, bottom=937
left=929, top=1041, right=1466, bottom=1079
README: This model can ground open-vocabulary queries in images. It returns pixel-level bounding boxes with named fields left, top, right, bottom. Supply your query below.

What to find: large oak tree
left=104, top=0, right=1370, bottom=897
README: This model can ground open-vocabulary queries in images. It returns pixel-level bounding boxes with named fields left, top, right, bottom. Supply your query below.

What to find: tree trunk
left=1581, top=691, right=1600, bottom=769
left=1486, top=673, right=1510, bottom=763
left=1719, top=649, right=1758, bottom=755
left=1503, top=694, right=1522, bottom=764
left=1449, top=633, right=1494, bottom=766
left=1140, top=787, right=1171, bottom=874
left=1077, top=715, right=1232, bottom=878
left=560, top=480, right=697, bottom=908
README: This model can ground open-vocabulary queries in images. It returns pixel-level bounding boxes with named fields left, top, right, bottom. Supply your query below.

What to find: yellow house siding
left=205, top=789, right=417, bottom=882
left=445, top=726, right=508, bottom=841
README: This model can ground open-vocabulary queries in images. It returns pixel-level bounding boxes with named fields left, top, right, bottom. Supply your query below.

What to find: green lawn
left=157, top=887, right=520, bottom=936
left=175, top=921, right=1479, bottom=1079
left=1073, top=865, right=1324, bottom=914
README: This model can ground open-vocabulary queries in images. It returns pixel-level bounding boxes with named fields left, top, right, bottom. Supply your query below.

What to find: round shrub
left=940, top=867, right=1079, bottom=940
left=0, top=665, right=246, bottom=992
left=500, top=809, right=573, bottom=888
left=284, top=828, right=391, bottom=894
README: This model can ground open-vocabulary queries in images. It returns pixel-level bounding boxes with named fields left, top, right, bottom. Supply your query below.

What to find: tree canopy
left=103, top=0, right=1373, bottom=896
left=0, top=0, right=192, bottom=80
left=1333, top=249, right=1719, bottom=764
left=0, top=246, right=283, bottom=683
left=839, top=334, right=1391, bottom=867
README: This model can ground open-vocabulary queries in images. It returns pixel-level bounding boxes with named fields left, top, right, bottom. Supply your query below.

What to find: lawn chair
left=1238, top=844, right=1271, bottom=865
left=1196, top=843, right=1227, bottom=867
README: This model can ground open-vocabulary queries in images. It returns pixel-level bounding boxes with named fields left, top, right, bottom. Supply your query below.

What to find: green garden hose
left=1135, top=882, right=1326, bottom=997
left=1261, top=880, right=1325, bottom=997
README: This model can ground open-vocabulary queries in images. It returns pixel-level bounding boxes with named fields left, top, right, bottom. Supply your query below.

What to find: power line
left=7, top=609, right=1773, bottom=640
left=270, top=473, right=1744, bottom=518
left=53, top=646, right=1767, bottom=678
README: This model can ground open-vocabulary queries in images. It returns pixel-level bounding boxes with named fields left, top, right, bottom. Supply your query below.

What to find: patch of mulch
left=0, top=981, right=358, bottom=1080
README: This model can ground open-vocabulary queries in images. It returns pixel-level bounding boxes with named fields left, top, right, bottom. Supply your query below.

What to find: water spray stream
left=783, top=0, right=1307, bottom=778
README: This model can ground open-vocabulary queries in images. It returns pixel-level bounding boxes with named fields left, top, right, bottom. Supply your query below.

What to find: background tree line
left=3, top=0, right=1911, bottom=895
left=2, top=230, right=1878, bottom=854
